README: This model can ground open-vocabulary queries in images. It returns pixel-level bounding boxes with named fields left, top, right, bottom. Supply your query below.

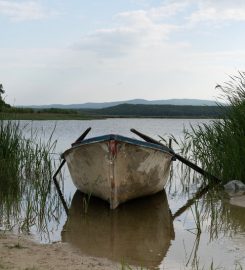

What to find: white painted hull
left=63, top=135, right=173, bottom=209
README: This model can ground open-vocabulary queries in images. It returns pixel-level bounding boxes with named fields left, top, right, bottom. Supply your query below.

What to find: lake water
left=8, top=119, right=245, bottom=269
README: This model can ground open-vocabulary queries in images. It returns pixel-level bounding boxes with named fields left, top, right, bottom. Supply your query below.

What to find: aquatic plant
left=179, top=72, right=245, bottom=184
left=0, top=119, right=62, bottom=238
left=120, top=261, right=148, bottom=270
left=189, top=260, right=244, bottom=270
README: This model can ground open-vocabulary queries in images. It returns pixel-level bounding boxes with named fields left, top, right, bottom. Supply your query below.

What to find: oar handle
left=130, top=128, right=175, bottom=155
left=174, top=153, right=219, bottom=182
left=72, top=127, right=92, bottom=146
left=130, top=128, right=221, bottom=183
left=61, top=127, right=92, bottom=158
left=131, top=128, right=164, bottom=145
left=52, top=160, right=69, bottom=215
left=52, top=127, right=92, bottom=215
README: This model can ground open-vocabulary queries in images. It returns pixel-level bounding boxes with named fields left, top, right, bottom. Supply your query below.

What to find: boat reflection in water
left=62, top=189, right=174, bottom=269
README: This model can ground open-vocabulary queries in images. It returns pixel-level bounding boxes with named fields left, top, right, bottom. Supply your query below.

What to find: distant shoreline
left=0, top=112, right=102, bottom=120
left=1, top=103, right=225, bottom=120
left=0, top=112, right=218, bottom=120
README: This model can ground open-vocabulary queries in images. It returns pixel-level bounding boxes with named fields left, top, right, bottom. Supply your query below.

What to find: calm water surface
left=17, top=119, right=245, bottom=269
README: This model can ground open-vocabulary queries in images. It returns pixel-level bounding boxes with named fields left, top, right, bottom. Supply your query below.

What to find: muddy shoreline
left=0, top=232, right=122, bottom=270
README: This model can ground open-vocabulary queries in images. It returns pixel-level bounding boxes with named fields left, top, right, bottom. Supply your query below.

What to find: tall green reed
left=180, top=72, right=245, bottom=184
left=0, top=119, right=62, bottom=237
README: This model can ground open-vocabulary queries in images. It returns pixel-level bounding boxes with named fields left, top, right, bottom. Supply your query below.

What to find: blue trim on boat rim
left=64, top=134, right=174, bottom=155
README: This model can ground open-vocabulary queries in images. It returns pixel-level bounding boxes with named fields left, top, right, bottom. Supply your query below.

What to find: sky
left=0, top=0, right=245, bottom=105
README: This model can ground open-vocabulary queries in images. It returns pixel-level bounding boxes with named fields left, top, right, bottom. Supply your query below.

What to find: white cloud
left=119, top=2, right=188, bottom=21
left=0, top=48, right=98, bottom=69
left=190, top=7, right=245, bottom=23
left=147, top=2, right=188, bottom=20
left=2, top=42, right=243, bottom=105
left=73, top=2, right=183, bottom=58
left=189, top=0, right=245, bottom=23
left=0, top=0, right=56, bottom=21
left=2, top=0, right=245, bottom=105
left=73, top=27, right=142, bottom=57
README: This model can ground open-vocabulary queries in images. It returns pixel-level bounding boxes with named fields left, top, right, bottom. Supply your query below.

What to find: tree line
left=80, top=103, right=226, bottom=118
left=0, top=83, right=226, bottom=118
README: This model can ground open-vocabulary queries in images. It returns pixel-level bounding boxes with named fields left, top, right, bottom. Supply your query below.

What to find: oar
left=172, top=184, right=210, bottom=220
left=71, top=127, right=92, bottom=146
left=130, top=128, right=221, bottom=183
left=52, top=127, right=92, bottom=215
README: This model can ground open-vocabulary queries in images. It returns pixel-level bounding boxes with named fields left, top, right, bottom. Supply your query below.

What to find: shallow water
left=62, top=190, right=174, bottom=269
left=3, top=119, right=245, bottom=269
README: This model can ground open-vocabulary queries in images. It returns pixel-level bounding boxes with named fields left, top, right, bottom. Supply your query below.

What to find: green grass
left=179, top=72, right=245, bottom=185
left=120, top=262, right=148, bottom=270
left=0, top=119, right=62, bottom=235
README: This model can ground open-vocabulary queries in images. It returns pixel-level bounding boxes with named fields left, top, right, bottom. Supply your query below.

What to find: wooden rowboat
left=63, top=134, right=174, bottom=209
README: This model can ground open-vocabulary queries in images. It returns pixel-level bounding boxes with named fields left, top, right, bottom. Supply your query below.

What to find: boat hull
left=63, top=135, right=173, bottom=209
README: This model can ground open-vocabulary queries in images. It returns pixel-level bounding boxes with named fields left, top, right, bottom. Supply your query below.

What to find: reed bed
left=179, top=72, right=245, bottom=185
left=0, top=119, right=62, bottom=237
left=163, top=73, right=245, bottom=269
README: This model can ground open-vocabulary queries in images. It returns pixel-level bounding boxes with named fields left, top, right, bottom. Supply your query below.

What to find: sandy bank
left=230, top=194, right=245, bottom=208
left=0, top=232, right=121, bottom=270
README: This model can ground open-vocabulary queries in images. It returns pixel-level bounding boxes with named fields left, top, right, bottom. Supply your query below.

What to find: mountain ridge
left=81, top=103, right=225, bottom=118
left=21, top=98, right=220, bottom=109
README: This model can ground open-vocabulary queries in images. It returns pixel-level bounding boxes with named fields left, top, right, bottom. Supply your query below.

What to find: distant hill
left=80, top=104, right=226, bottom=118
left=22, top=98, right=220, bottom=109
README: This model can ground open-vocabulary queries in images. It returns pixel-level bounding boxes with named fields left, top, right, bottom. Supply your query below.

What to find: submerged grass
left=178, top=72, right=245, bottom=185
left=120, top=262, right=148, bottom=270
left=0, top=119, right=62, bottom=237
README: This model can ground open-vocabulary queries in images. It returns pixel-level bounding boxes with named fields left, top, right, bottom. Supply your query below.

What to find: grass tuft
left=0, top=119, right=62, bottom=236
left=179, top=72, right=245, bottom=185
